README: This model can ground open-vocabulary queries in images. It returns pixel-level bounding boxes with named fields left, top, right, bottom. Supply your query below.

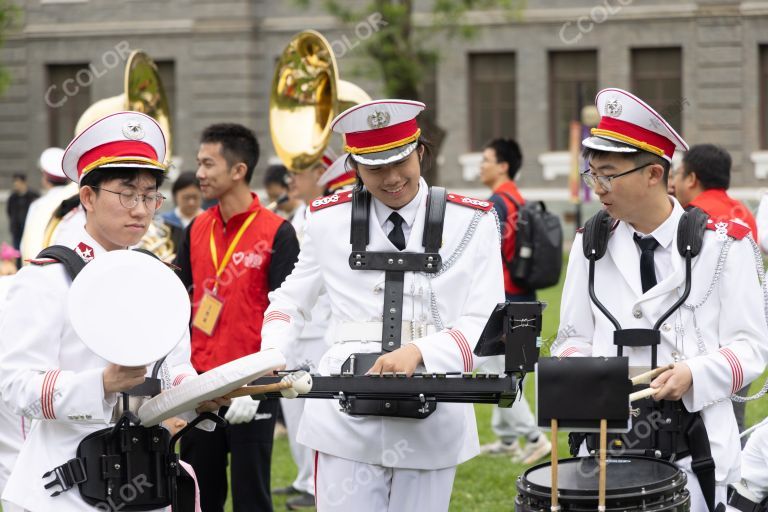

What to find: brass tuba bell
left=269, top=30, right=370, bottom=173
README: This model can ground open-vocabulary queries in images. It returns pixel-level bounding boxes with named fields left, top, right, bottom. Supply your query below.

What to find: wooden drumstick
left=225, top=371, right=313, bottom=399
left=225, top=381, right=292, bottom=398
left=550, top=419, right=559, bottom=511
left=628, top=387, right=659, bottom=402
left=630, top=364, right=674, bottom=385
left=598, top=418, right=607, bottom=512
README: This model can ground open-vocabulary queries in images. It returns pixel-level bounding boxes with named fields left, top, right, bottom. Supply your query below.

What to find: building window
left=469, top=53, right=516, bottom=151
left=549, top=50, right=597, bottom=151
left=631, top=47, right=683, bottom=133
left=154, top=60, right=176, bottom=139
left=46, top=64, right=92, bottom=148
left=761, top=46, right=768, bottom=149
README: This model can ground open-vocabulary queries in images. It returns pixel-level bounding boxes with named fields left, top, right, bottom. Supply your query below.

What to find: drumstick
left=629, top=387, right=659, bottom=402
left=550, top=419, right=559, bottom=511
left=598, top=418, right=607, bottom=512
left=224, top=371, right=313, bottom=399
left=630, top=364, right=674, bottom=385
left=225, top=381, right=291, bottom=398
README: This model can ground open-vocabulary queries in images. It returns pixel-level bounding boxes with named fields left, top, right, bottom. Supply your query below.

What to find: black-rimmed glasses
left=580, top=162, right=653, bottom=192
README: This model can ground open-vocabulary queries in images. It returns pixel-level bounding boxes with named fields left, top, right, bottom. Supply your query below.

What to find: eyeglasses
left=580, top=162, right=653, bottom=192
left=92, top=187, right=165, bottom=210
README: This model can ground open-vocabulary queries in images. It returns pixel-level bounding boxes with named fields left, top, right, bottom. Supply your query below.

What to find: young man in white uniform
left=553, top=88, right=768, bottom=511
left=0, top=112, right=221, bottom=512
left=261, top=99, right=504, bottom=511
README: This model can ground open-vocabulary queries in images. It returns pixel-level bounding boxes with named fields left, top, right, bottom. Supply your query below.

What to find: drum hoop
left=518, top=456, right=687, bottom=502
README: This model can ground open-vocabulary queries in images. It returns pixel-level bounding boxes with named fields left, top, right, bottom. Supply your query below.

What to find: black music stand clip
left=474, top=301, right=545, bottom=374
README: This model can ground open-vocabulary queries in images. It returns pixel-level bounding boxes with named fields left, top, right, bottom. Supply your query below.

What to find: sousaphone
left=269, top=30, right=370, bottom=174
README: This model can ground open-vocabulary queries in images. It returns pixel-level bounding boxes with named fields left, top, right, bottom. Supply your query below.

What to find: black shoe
left=286, top=492, right=315, bottom=510
left=272, top=485, right=301, bottom=496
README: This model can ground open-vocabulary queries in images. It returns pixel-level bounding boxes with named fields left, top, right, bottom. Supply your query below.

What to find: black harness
left=37, top=245, right=219, bottom=511
left=340, top=186, right=446, bottom=419
left=725, top=484, right=768, bottom=512
left=575, top=207, right=718, bottom=512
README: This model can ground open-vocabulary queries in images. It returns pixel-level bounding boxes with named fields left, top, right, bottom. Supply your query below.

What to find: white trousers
left=314, top=452, right=456, bottom=512
left=480, top=355, right=540, bottom=443
left=281, top=397, right=315, bottom=495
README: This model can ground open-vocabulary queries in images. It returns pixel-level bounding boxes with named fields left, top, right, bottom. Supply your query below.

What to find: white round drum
left=137, top=350, right=286, bottom=426
left=68, top=249, right=190, bottom=367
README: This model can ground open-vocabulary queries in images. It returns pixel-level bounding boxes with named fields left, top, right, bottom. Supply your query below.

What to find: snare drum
left=515, top=456, right=690, bottom=511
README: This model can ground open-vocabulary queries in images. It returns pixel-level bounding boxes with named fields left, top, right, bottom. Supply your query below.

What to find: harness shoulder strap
left=36, top=246, right=86, bottom=281
left=677, top=206, right=708, bottom=257
left=350, top=188, right=371, bottom=252
left=582, top=209, right=614, bottom=260
left=422, top=186, right=446, bottom=253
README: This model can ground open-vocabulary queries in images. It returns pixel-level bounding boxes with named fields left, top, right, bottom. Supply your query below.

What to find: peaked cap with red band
left=583, top=88, right=688, bottom=163
left=38, top=147, right=67, bottom=184
left=318, top=153, right=356, bottom=192
left=62, top=111, right=167, bottom=184
left=331, top=99, right=425, bottom=166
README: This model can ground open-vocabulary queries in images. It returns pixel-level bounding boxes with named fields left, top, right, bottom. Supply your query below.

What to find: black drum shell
left=515, top=456, right=690, bottom=511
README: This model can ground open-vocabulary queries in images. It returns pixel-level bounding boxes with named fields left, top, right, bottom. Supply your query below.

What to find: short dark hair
left=171, top=171, right=200, bottom=197
left=581, top=147, right=670, bottom=185
left=200, top=123, right=260, bottom=184
left=263, top=164, right=291, bottom=190
left=682, top=144, right=731, bottom=190
left=484, top=138, right=523, bottom=180
left=12, top=173, right=26, bottom=181
left=80, top=167, right=165, bottom=190
left=348, top=138, right=435, bottom=191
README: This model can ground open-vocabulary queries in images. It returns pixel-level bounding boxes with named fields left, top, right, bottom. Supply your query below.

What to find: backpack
left=498, top=192, right=563, bottom=290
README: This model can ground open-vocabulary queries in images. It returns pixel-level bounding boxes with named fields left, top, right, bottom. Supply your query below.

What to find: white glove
left=224, top=396, right=260, bottom=425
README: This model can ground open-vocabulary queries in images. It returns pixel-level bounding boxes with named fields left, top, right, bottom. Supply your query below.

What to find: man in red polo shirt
left=477, top=137, right=550, bottom=465
left=669, top=143, right=757, bottom=239
left=174, top=123, right=299, bottom=512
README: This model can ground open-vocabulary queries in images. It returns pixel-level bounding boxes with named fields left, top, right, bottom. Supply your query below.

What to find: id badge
left=193, top=290, right=224, bottom=336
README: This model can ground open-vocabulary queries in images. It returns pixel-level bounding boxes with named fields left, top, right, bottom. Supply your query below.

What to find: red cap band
left=77, top=140, right=159, bottom=176
left=596, top=116, right=676, bottom=159
left=344, top=119, right=419, bottom=154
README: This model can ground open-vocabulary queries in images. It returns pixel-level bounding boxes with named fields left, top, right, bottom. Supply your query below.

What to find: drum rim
left=517, top=456, right=688, bottom=502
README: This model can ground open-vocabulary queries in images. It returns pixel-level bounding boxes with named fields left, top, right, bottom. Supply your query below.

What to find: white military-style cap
left=330, top=99, right=425, bottom=166
left=317, top=153, right=356, bottom=192
left=62, top=111, right=167, bottom=184
left=582, top=88, right=688, bottom=163
left=38, top=147, right=67, bottom=184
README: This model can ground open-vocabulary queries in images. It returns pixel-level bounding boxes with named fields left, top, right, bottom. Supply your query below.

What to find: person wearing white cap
left=0, top=111, right=224, bottom=511
left=19, top=147, right=80, bottom=262
left=552, top=88, right=768, bottom=511
left=272, top=148, right=341, bottom=510
left=260, top=99, right=504, bottom=511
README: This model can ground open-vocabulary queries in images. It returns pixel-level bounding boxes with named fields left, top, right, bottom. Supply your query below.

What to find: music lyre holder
left=250, top=301, right=545, bottom=408
left=536, top=357, right=632, bottom=512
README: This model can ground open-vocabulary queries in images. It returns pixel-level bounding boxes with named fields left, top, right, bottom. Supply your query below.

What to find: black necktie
left=387, top=212, right=406, bottom=250
left=634, top=233, right=660, bottom=293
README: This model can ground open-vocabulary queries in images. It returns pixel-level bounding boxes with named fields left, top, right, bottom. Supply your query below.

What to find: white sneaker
left=519, top=436, right=552, bottom=465
left=479, top=439, right=522, bottom=457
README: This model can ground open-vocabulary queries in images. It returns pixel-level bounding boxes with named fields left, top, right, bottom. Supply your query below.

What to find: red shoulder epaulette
left=309, top=190, right=353, bottom=212
left=446, top=193, right=493, bottom=212
left=705, top=219, right=750, bottom=240
left=26, top=258, right=60, bottom=266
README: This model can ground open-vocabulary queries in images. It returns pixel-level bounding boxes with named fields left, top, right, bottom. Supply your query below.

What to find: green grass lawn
left=259, top=271, right=768, bottom=511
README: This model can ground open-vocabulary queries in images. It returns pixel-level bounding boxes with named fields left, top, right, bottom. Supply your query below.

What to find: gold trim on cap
left=590, top=129, right=665, bottom=157
left=80, top=156, right=168, bottom=177
left=344, top=129, right=421, bottom=155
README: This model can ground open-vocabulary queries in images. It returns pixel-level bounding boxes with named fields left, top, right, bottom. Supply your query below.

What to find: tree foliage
left=0, top=0, right=20, bottom=97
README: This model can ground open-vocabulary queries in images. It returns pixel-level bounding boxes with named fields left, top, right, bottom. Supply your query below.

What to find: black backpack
left=498, top=192, right=563, bottom=290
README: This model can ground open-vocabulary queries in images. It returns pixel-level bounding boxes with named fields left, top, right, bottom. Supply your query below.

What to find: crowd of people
left=0, top=86, right=766, bottom=512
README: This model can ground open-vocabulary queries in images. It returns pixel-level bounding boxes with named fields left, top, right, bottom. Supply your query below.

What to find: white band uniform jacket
left=553, top=198, right=768, bottom=484
left=261, top=178, right=505, bottom=470
left=0, top=224, right=204, bottom=512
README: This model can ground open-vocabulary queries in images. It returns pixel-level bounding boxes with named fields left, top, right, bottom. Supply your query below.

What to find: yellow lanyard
left=209, top=210, right=259, bottom=290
